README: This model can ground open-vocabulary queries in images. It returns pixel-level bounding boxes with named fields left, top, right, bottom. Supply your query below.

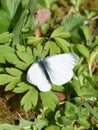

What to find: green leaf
left=70, top=0, right=82, bottom=5
left=62, top=14, right=85, bottom=32
left=0, top=66, right=23, bottom=91
left=14, top=82, right=32, bottom=93
left=72, top=78, right=98, bottom=98
left=12, top=9, right=29, bottom=46
left=0, top=45, right=28, bottom=70
left=89, top=47, right=98, bottom=67
left=65, top=101, right=77, bottom=120
left=1, top=0, right=21, bottom=19
left=78, top=116, right=91, bottom=129
left=55, top=110, right=71, bottom=127
left=37, top=0, right=47, bottom=8
left=21, top=87, right=38, bottom=111
left=44, top=41, right=61, bottom=55
left=12, top=60, right=28, bottom=70
left=0, top=119, right=33, bottom=130
left=33, top=44, right=48, bottom=58
left=84, top=102, right=98, bottom=120
left=45, top=125, right=60, bottom=130
left=33, top=118, right=48, bottom=130
left=5, top=78, right=21, bottom=91
left=3, top=68, right=22, bottom=91
left=41, top=23, right=50, bottom=35
left=70, top=0, right=83, bottom=12
left=6, top=53, right=28, bottom=70
left=36, top=43, right=44, bottom=55
left=78, top=107, right=90, bottom=118
left=45, top=0, right=57, bottom=8
left=77, top=44, right=90, bottom=59
left=62, top=14, right=86, bottom=42
left=52, top=84, right=65, bottom=92
left=27, top=36, right=44, bottom=46
left=54, top=37, right=70, bottom=52
left=77, top=64, right=87, bottom=77
left=22, top=0, right=37, bottom=32
left=19, top=119, right=33, bottom=129
left=0, top=45, right=14, bottom=63
left=16, top=45, right=34, bottom=65
left=0, top=74, right=14, bottom=85
left=40, top=91, right=58, bottom=111
left=0, top=123, right=18, bottom=130
left=0, top=67, right=4, bottom=73
left=81, top=25, right=92, bottom=43
left=5, top=67, right=22, bottom=77
left=51, top=26, right=70, bottom=39
left=62, top=126, right=74, bottom=130
left=0, top=10, right=10, bottom=33
left=0, top=0, right=21, bottom=33
left=0, top=32, right=13, bottom=43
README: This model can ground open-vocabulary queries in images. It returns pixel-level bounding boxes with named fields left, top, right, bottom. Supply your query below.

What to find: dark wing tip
left=71, top=54, right=79, bottom=62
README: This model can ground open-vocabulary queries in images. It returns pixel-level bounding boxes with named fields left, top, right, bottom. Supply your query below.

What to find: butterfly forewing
left=45, top=54, right=78, bottom=85
left=27, top=63, right=51, bottom=92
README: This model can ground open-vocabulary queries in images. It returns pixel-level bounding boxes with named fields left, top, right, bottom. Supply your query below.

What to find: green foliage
left=33, top=118, right=48, bottom=130
left=27, top=36, right=44, bottom=46
left=62, top=14, right=86, bottom=42
left=0, top=0, right=98, bottom=129
left=0, top=118, right=49, bottom=130
left=1, top=0, right=21, bottom=19
left=84, top=102, right=98, bottom=120
left=0, top=119, right=33, bottom=130
left=54, top=37, right=70, bottom=52
left=0, top=32, right=13, bottom=43
left=0, top=0, right=21, bottom=33
left=70, top=0, right=83, bottom=12
left=44, top=41, right=61, bottom=55
left=77, top=44, right=90, bottom=59
left=51, top=26, right=70, bottom=39
left=45, top=125, right=60, bottom=130
left=40, top=91, right=58, bottom=111
left=81, top=25, right=92, bottom=44
left=55, top=101, right=91, bottom=129
left=37, top=0, right=47, bottom=8
left=21, top=86, right=38, bottom=111
left=41, top=23, right=50, bottom=35
left=0, top=44, right=33, bottom=70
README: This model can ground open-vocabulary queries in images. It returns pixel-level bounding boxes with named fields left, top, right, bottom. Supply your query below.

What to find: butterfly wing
left=27, top=62, right=51, bottom=92
left=45, top=54, right=78, bottom=85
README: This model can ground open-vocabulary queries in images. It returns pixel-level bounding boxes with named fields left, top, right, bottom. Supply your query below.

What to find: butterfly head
left=38, top=56, right=43, bottom=62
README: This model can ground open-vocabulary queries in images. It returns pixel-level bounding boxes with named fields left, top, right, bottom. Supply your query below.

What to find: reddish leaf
left=54, top=91, right=66, bottom=101
left=35, top=9, right=51, bottom=25
left=35, top=28, right=41, bottom=37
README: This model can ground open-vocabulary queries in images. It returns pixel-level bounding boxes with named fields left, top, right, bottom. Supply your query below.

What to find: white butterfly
left=27, top=54, right=78, bottom=92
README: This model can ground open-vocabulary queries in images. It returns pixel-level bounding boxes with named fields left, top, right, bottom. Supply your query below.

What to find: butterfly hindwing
left=27, top=62, right=51, bottom=92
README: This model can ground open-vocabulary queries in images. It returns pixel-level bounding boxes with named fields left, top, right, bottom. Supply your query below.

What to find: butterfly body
left=37, top=57, right=52, bottom=83
left=27, top=54, right=78, bottom=92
